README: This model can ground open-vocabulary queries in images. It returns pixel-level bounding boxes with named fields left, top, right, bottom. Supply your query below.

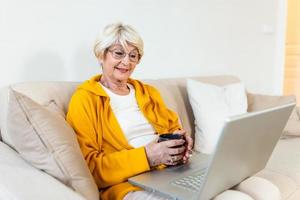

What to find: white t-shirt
left=101, top=83, right=157, bottom=148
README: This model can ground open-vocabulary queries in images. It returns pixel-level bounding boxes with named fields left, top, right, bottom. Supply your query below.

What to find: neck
left=100, top=75, right=129, bottom=94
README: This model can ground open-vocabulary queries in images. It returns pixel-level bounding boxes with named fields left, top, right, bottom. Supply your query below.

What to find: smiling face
left=99, top=43, right=140, bottom=83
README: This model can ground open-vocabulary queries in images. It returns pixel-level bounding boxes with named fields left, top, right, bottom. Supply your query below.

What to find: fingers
left=173, top=129, right=193, bottom=150
left=166, top=154, right=184, bottom=165
left=166, top=130, right=194, bottom=165
left=182, top=150, right=193, bottom=162
left=164, top=139, right=185, bottom=148
left=182, top=134, right=193, bottom=164
left=168, top=145, right=185, bottom=155
left=145, top=132, right=192, bottom=167
left=185, top=135, right=193, bottom=151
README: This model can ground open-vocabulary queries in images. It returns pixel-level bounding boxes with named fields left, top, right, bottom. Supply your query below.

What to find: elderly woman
left=66, top=22, right=193, bottom=200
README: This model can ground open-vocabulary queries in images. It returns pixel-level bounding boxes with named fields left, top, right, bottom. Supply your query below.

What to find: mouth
left=115, top=66, right=129, bottom=73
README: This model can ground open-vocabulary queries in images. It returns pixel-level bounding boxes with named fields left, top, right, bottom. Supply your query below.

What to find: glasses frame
left=107, top=48, right=140, bottom=63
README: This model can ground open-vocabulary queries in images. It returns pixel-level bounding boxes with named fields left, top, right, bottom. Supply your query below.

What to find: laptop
left=129, top=103, right=295, bottom=200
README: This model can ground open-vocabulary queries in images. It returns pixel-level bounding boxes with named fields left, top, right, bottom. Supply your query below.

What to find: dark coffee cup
left=158, top=133, right=185, bottom=148
left=158, top=133, right=186, bottom=165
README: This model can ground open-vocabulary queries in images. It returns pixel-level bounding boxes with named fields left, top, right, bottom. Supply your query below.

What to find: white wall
left=0, top=0, right=286, bottom=95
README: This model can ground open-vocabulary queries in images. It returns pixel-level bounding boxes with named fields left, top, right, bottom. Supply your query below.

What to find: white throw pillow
left=6, top=89, right=99, bottom=200
left=187, top=79, right=248, bottom=154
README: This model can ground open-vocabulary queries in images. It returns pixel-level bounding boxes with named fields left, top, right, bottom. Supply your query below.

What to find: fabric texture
left=0, top=76, right=299, bottom=200
left=235, top=176, right=281, bottom=200
left=0, top=83, right=78, bottom=147
left=187, top=79, right=248, bottom=154
left=257, top=137, right=300, bottom=199
left=0, top=141, right=86, bottom=200
left=247, top=92, right=295, bottom=112
left=283, top=107, right=300, bottom=136
left=6, top=89, right=99, bottom=200
left=66, top=74, right=182, bottom=200
left=101, top=83, right=157, bottom=148
left=213, top=190, right=254, bottom=200
left=144, top=75, right=241, bottom=137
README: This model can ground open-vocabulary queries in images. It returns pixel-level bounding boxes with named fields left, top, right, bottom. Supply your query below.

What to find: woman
left=66, top=22, right=193, bottom=200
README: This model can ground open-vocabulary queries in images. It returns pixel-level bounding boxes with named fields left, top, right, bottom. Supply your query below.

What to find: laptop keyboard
left=171, top=169, right=207, bottom=192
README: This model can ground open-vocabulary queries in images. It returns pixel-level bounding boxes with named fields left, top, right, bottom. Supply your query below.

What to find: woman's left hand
left=173, top=129, right=193, bottom=164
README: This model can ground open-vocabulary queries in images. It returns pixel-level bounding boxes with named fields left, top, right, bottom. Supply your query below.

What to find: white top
left=101, top=83, right=157, bottom=148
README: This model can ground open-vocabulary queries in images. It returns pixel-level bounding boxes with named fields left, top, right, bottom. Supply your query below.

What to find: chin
left=114, top=74, right=131, bottom=82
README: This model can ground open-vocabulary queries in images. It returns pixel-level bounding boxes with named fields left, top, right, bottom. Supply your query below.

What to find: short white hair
left=94, top=22, right=144, bottom=60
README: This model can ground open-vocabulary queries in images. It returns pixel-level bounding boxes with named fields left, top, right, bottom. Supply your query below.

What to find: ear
left=136, top=58, right=141, bottom=65
left=97, top=56, right=103, bottom=66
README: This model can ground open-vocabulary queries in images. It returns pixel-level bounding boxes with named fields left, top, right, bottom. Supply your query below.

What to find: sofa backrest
left=0, top=75, right=240, bottom=141
left=0, top=82, right=80, bottom=142
left=144, top=75, right=240, bottom=136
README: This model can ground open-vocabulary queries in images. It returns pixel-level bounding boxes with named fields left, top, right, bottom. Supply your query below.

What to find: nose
left=121, top=54, right=130, bottom=65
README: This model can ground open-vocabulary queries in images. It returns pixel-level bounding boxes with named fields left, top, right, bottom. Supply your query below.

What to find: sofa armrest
left=0, top=142, right=86, bottom=200
left=247, top=92, right=296, bottom=112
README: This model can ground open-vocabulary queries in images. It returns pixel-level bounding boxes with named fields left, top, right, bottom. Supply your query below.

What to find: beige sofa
left=0, top=75, right=299, bottom=200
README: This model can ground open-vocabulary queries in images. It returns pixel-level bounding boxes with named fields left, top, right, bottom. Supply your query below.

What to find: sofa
left=0, top=75, right=299, bottom=200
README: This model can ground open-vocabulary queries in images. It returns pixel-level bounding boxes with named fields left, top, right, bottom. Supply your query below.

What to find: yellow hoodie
left=66, top=74, right=181, bottom=200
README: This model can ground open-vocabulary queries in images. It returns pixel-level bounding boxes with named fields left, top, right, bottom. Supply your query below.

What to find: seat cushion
left=285, top=189, right=300, bottom=200
left=255, top=138, right=300, bottom=199
left=0, top=141, right=86, bottom=200
left=266, top=138, right=300, bottom=184
left=4, top=89, right=99, bottom=200
left=235, top=176, right=281, bottom=200
left=256, top=170, right=298, bottom=199
left=213, top=190, right=254, bottom=200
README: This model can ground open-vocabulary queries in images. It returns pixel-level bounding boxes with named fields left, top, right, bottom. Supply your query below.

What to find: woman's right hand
left=144, top=139, right=186, bottom=167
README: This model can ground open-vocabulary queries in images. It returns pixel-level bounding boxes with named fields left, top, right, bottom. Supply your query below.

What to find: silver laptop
left=129, top=103, right=295, bottom=200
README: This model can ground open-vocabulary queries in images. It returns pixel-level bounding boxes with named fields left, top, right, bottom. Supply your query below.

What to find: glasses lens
left=129, top=52, right=139, bottom=62
left=112, top=50, right=125, bottom=59
left=109, top=48, right=139, bottom=62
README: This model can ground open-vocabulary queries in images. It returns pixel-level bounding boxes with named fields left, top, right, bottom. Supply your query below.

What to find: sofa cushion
left=0, top=76, right=240, bottom=142
left=144, top=75, right=241, bottom=137
left=186, top=79, right=247, bottom=154
left=235, top=176, right=281, bottom=200
left=5, top=89, right=99, bottom=200
left=0, top=82, right=80, bottom=146
left=265, top=137, right=300, bottom=185
left=283, top=107, right=300, bottom=137
left=213, top=190, right=254, bottom=200
left=254, top=137, right=300, bottom=199
left=247, top=93, right=295, bottom=112
left=285, top=189, right=300, bottom=200
left=0, top=141, right=87, bottom=200
left=246, top=93, right=297, bottom=138
left=256, top=170, right=298, bottom=199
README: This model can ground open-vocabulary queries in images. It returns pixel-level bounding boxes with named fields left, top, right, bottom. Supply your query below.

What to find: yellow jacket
left=66, top=74, right=181, bottom=200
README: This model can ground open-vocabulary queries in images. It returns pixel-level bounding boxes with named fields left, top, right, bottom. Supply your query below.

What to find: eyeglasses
left=108, top=48, right=140, bottom=63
